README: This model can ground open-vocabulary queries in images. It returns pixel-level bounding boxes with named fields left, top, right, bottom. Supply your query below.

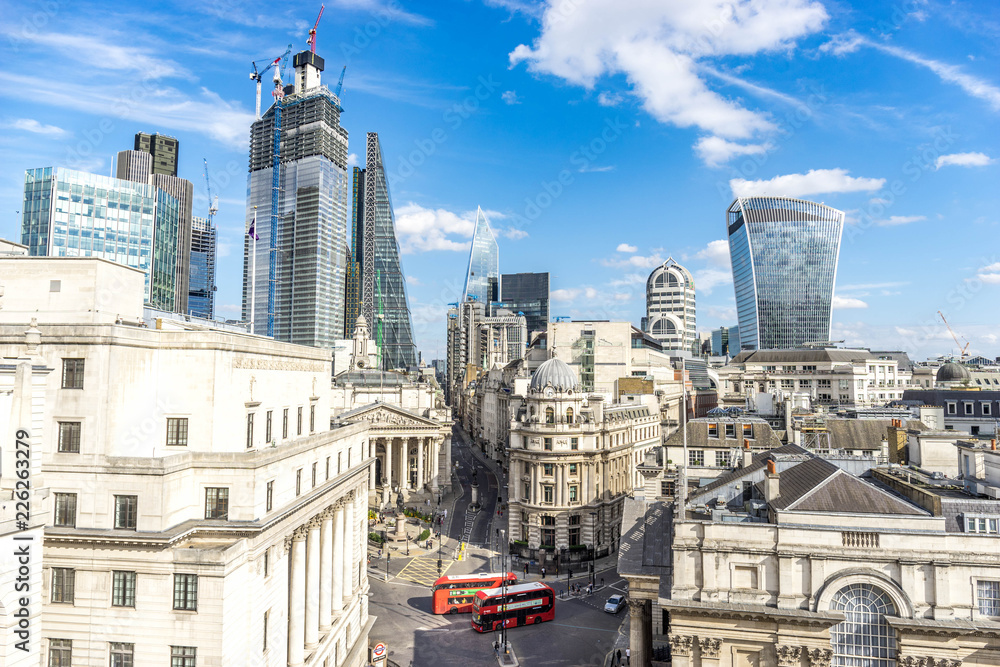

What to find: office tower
left=134, top=131, right=179, bottom=176
left=243, top=48, right=350, bottom=347
left=711, top=325, right=740, bottom=356
left=188, top=216, right=217, bottom=319
left=645, top=258, right=697, bottom=352
left=344, top=166, right=364, bottom=338
left=499, top=272, right=549, bottom=334
left=727, top=196, right=843, bottom=351
left=479, top=311, right=528, bottom=369
left=20, top=167, right=179, bottom=310
left=446, top=300, right=485, bottom=401
left=464, top=207, right=499, bottom=304
left=349, top=133, right=417, bottom=369
left=116, top=138, right=194, bottom=315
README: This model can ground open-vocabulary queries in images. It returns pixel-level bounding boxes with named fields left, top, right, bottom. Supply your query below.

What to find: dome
left=936, top=362, right=971, bottom=383
left=530, top=357, right=579, bottom=393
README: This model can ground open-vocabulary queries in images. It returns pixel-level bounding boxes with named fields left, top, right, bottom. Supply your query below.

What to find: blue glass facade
left=188, top=215, right=216, bottom=319
left=20, top=167, right=178, bottom=310
left=727, top=197, right=843, bottom=351
left=464, top=208, right=499, bottom=304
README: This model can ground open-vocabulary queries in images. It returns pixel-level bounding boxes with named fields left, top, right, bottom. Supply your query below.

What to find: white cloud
left=393, top=203, right=476, bottom=254
left=704, top=305, right=738, bottom=321
left=502, top=90, right=521, bottom=105
left=613, top=293, right=633, bottom=302
left=731, top=168, right=885, bottom=198
left=552, top=287, right=599, bottom=302
left=498, top=226, right=528, bottom=240
left=405, top=275, right=422, bottom=287
left=832, top=295, right=868, bottom=309
left=218, top=304, right=241, bottom=315
left=597, top=91, right=624, bottom=107
left=693, top=268, right=732, bottom=296
left=935, top=152, right=994, bottom=169
left=609, top=273, right=645, bottom=287
left=578, top=164, right=615, bottom=173
left=509, top=0, right=828, bottom=164
left=347, top=153, right=360, bottom=168
left=975, top=262, right=1000, bottom=284
left=693, top=239, right=731, bottom=268
left=875, top=215, right=926, bottom=227
left=838, top=281, right=909, bottom=291
left=1, top=118, right=69, bottom=137
left=616, top=243, right=637, bottom=253
left=600, top=253, right=663, bottom=269
left=695, top=136, right=770, bottom=168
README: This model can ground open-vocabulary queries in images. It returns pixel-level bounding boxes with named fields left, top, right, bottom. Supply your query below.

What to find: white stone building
left=0, top=256, right=375, bottom=667
left=645, top=258, right=697, bottom=353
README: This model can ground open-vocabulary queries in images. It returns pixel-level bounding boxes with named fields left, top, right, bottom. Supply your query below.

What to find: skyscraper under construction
left=346, top=133, right=418, bottom=370
left=242, top=48, right=350, bottom=347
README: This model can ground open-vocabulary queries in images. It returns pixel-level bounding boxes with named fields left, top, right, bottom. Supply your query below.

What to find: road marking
left=548, top=621, right=621, bottom=632
left=395, top=556, right=453, bottom=586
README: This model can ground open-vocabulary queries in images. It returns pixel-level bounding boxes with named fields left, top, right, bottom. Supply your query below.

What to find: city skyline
left=0, top=1, right=998, bottom=362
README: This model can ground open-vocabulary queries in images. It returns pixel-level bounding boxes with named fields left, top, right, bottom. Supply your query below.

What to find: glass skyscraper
left=188, top=215, right=216, bottom=319
left=499, top=272, right=549, bottom=334
left=20, top=167, right=179, bottom=310
left=242, top=49, right=350, bottom=347
left=350, top=132, right=418, bottom=370
left=464, top=207, right=499, bottom=304
left=727, top=196, right=843, bottom=351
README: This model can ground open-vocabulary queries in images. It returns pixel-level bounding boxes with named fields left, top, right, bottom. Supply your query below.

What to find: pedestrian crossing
left=395, top=556, right=453, bottom=586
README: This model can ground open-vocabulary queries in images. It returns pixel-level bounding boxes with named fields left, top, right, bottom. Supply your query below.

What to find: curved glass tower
left=727, top=196, right=843, bottom=351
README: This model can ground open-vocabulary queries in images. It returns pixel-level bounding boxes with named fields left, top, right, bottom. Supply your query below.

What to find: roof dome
left=936, top=362, right=971, bottom=382
left=530, top=357, right=579, bottom=393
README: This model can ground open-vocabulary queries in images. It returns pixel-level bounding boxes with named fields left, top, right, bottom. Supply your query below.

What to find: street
left=367, top=425, right=629, bottom=667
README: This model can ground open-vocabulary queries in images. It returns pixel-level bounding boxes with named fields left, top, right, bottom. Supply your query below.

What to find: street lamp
left=589, top=511, right=598, bottom=588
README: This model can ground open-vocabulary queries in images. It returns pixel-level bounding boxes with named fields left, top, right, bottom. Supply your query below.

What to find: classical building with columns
left=507, top=358, right=660, bottom=562
left=0, top=256, right=375, bottom=667
left=619, top=445, right=1000, bottom=667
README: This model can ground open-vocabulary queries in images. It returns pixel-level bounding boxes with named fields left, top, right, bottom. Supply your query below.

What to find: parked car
left=604, top=594, right=626, bottom=614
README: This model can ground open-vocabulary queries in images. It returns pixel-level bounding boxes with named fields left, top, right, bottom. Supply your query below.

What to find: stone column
left=806, top=648, right=833, bottom=667
left=776, top=646, right=803, bottom=667
left=668, top=635, right=693, bottom=667
left=304, top=519, right=321, bottom=648
left=698, top=637, right=722, bottom=667
left=368, top=439, right=376, bottom=488
left=934, top=561, right=952, bottom=619
left=430, top=437, right=440, bottom=493
left=320, top=510, right=333, bottom=630
left=417, top=437, right=425, bottom=491
left=343, top=493, right=355, bottom=602
left=332, top=501, right=345, bottom=614
left=287, top=528, right=307, bottom=667
left=628, top=598, right=651, bottom=667
left=384, top=437, right=393, bottom=489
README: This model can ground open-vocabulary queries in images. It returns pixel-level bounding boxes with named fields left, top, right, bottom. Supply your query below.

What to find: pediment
left=339, top=403, right=439, bottom=429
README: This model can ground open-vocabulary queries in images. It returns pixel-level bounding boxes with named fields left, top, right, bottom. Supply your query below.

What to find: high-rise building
left=710, top=325, right=741, bottom=357
left=20, top=167, right=179, bottom=310
left=348, top=133, right=417, bottom=369
left=499, top=272, right=549, bottom=334
left=243, top=48, right=350, bottom=347
left=645, top=258, right=697, bottom=352
left=344, top=166, right=364, bottom=338
left=188, top=215, right=217, bottom=319
left=727, top=196, right=843, bottom=351
left=464, top=207, right=499, bottom=304
left=134, top=131, right=179, bottom=176
left=479, top=311, right=528, bottom=370
left=116, top=137, right=194, bottom=315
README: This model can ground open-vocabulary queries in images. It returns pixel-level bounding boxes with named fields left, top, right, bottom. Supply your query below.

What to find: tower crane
left=937, top=310, right=970, bottom=360
left=307, top=5, right=325, bottom=53
left=202, top=158, right=218, bottom=224
left=249, top=44, right=292, bottom=119
left=331, top=65, right=346, bottom=112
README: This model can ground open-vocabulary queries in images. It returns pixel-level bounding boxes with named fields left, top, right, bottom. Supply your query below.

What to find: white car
left=604, top=594, right=626, bottom=614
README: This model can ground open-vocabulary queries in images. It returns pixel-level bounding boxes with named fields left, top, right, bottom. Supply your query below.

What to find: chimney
left=742, top=438, right=753, bottom=468
left=992, top=439, right=997, bottom=451
left=765, top=459, right=780, bottom=503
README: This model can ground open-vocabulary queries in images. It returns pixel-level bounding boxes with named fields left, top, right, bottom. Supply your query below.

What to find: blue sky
left=1, top=0, right=998, bottom=362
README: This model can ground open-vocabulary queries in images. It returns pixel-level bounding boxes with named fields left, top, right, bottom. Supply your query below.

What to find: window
left=742, top=423, right=753, bottom=438
left=541, top=528, right=555, bottom=547
left=114, top=495, right=138, bottom=530
left=110, top=642, right=134, bottom=667
left=61, top=358, right=85, bottom=389
left=544, top=438, right=552, bottom=451
left=569, top=515, right=580, bottom=525
left=310, top=405, right=316, bottom=433
left=171, top=646, right=197, bottom=667
left=964, top=402, right=975, bottom=416
left=49, top=639, right=72, bottom=666
left=205, top=488, right=228, bottom=520
left=263, top=610, right=269, bottom=652
left=708, top=423, right=718, bottom=437
left=246, top=413, right=254, bottom=449
left=947, top=402, right=957, bottom=415
left=325, top=457, right=330, bottom=480
left=543, top=463, right=554, bottom=476
left=661, top=480, right=675, bottom=497
left=51, top=568, right=75, bottom=603
left=965, top=515, right=1000, bottom=534
left=566, top=407, right=574, bottom=423
left=54, top=493, right=77, bottom=527
left=829, top=583, right=897, bottom=667
left=338, top=452, right=342, bottom=475
left=725, top=423, right=736, bottom=438
left=568, top=527, right=580, bottom=546
left=266, top=481, right=273, bottom=512
left=978, top=580, right=1000, bottom=616
left=263, top=548, right=270, bottom=577
left=296, top=469, right=302, bottom=496
left=265, top=411, right=273, bottom=443
left=545, top=407, right=554, bottom=424
left=543, top=486, right=553, bottom=503
left=522, top=482, right=529, bottom=501
left=297, top=407, right=303, bottom=435
left=715, top=451, right=730, bottom=467
left=173, top=574, right=198, bottom=611
left=57, top=422, right=81, bottom=453
left=688, top=450, right=704, bottom=467
left=569, top=463, right=578, bottom=475
left=984, top=402, right=993, bottom=416
left=541, top=515, right=555, bottom=526
left=166, top=418, right=188, bottom=446
left=571, top=437, right=579, bottom=450
left=569, top=485, right=578, bottom=502
left=283, top=409, right=289, bottom=438
left=311, top=462, right=317, bottom=488
left=112, top=571, right=136, bottom=607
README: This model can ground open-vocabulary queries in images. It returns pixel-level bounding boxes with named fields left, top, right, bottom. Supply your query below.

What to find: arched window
left=545, top=407, right=554, bottom=424
left=666, top=272, right=679, bottom=287
left=829, top=583, right=897, bottom=666
left=566, top=407, right=574, bottom=423
left=652, top=319, right=676, bottom=335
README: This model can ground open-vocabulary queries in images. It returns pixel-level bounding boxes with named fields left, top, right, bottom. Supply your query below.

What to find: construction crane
left=202, top=158, right=218, bottom=224
left=307, top=4, right=325, bottom=53
left=249, top=44, right=292, bottom=119
left=331, top=65, right=346, bottom=112
left=937, top=311, right=970, bottom=360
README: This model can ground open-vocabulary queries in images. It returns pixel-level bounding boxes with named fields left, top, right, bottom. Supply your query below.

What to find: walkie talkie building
left=727, top=196, right=843, bottom=351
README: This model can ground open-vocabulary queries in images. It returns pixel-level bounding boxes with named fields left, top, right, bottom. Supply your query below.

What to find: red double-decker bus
left=471, top=582, right=555, bottom=632
left=431, top=572, right=517, bottom=614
